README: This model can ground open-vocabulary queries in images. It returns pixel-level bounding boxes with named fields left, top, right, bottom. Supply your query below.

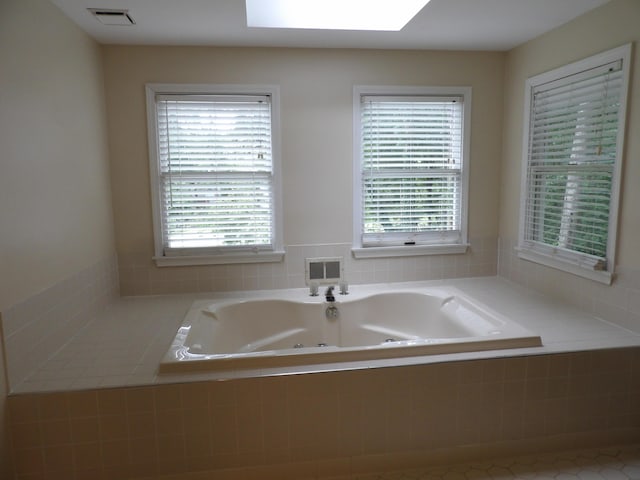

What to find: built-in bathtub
left=159, top=285, right=542, bottom=373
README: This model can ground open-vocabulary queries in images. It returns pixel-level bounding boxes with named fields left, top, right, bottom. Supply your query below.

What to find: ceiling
left=50, top=0, right=610, bottom=51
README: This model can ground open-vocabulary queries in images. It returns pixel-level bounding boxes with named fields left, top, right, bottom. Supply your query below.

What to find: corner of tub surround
left=117, top=237, right=499, bottom=296
left=497, top=236, right=640, bottom=334
left=1, top=254, right=120, bottom=392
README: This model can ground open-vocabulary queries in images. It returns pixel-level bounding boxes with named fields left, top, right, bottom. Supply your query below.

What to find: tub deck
left=10, top=276, right=640, bottom=393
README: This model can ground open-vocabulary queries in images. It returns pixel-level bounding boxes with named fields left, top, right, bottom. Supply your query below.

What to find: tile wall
left=8, top=348, right=640, bottom=480
left=0, top=255, right=120, bottom=390
left=118, top=237, right=498, bottom=297
left=498, top=237, right=640, bottom=334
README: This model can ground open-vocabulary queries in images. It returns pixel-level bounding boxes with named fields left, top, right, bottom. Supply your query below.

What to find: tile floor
left=353, top=444, right=640, bottom=480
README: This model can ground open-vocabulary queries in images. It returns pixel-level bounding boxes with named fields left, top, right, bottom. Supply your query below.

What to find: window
left=517, top=44, right=631, bottom=284
left=352, top=86, right=471, bottom=258
left=145, top=84, right=283, bottom=266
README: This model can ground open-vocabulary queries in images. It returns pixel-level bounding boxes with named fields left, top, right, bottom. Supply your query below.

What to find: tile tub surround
left=498, top=237, right=640, bottom=335
left=10, top=276, right=640, bottom=393
left=7, top=349, right=640, bottom=480
left=0, top=255, right=119, bottom=389
left=117, top=238, right=498, bottom=297
left=5, top=276, right=640, bottom=479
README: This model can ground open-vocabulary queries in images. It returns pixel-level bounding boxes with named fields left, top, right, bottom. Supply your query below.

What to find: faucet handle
left=325, top=285, right=335, bottom=302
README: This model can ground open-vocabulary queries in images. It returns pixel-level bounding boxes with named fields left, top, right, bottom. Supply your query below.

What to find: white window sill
left=515, top=246, right=612, bottom=285
left=352, top=244, right=469, bottom=259
left=154, top=250, right=285, bottom=267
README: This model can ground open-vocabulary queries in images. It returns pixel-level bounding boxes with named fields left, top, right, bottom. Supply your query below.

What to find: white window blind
left=151, top=90, right=277, bottom=257
left=518, top=45, right=630, bottom=283
left=360, top=95, right=464, bottom=247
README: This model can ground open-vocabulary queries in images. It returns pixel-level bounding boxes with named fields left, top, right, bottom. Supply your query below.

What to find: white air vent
left=88, top=8, right=136, bottom=26
left=305, top=257, right=343, bottom=286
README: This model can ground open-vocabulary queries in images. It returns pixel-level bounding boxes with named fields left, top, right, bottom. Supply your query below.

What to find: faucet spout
left=325, top=285, right=335, bottom=302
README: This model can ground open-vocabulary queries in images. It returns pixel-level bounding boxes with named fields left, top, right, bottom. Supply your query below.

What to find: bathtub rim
left=159, top=285, right=543, bottom=374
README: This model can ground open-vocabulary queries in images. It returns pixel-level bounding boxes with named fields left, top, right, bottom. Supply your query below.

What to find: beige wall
left=0, top=0, right=116, bottom=310
left=0, top=0, right=116, bottom=475
left=500, top=0, right=640, bottom=268
left=103, top=46, right=504, bottom=264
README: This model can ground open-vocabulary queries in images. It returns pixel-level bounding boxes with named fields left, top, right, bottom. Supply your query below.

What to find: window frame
left=516, top=44, right=632, bottom=284
left=145, top=83, right=284, bottom=267
left=352, top=85, right=471, bottom=259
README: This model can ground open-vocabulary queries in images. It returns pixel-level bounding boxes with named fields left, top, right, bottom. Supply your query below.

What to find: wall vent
left=305, top=257, right=343, bottom=286
left=88, top=8, right=136, bottom=26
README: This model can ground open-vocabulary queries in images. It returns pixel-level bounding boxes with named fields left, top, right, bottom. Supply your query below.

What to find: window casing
left=517, top=45, right=631, bottom=284
left=352, top=86, right=471, bottom=258
left=146, top=84, right=283, bottom=266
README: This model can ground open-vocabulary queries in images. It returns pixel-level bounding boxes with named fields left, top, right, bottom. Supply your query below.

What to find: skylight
left=245, top=0, right=430, bottom=31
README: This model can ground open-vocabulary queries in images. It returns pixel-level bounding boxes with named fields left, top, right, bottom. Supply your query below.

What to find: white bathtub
left=159, top=285, right=542, bottom=373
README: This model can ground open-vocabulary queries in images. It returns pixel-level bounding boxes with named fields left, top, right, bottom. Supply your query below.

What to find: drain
left=384, top=338, right=396, bottom=343
left=317, top=343, right=328, bottom=347
left=293, top=343, right=304, bottom=348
